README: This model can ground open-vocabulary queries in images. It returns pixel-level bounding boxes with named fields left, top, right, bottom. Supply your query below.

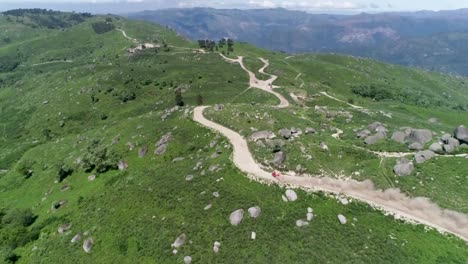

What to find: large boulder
left=250, top=131, right=275, bottom=141
left=408, top=142, right=423, bottom=151
left=364, top=131, right=386, bottom=145
left=406, top=129, right=432, bottom=144
left=414, top=150, right=435, bottom=164
left=247, top=206, right=261, bottom=218
left=429, top=142, right=444, bottom=154
left=272, top=151, right=286, bottom=165
left=367, top=122, right=384, bottom=132
left=285, top=189, right=298, bottom=202
left=278, top=129, right=292, bottom=139
left=391, top=131, right=406, bottom=143
left=393, top=158, right=414, bottom=176
left=138, top=147, right=148, bottom=158
left=454, top=125, right=468, bottom=143
left=229, top=209, right=244, bottom=226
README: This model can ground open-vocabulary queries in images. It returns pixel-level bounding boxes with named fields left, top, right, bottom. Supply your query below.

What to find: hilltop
left=0, top=9, right=467, bottom=263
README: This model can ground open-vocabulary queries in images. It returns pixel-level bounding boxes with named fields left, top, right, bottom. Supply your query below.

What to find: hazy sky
left=1, top=0, right=468, bottom=13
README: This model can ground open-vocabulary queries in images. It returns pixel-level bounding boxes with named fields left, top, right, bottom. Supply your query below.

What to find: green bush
left=81, top=140, right=120, bottom=173
left=91, top=21, right=115, bottom=34
left=1, top=209, right=36, bottom=227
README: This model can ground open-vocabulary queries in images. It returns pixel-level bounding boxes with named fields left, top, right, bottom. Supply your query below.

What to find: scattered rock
left=172, top=234, right=186, bottom=248
left=212, top=192, right=220, bottom=198
left=414, top=150, right=435, bottom=164
left=138, top=147, right=148, bottom=158
left=454, top=125, right=468, bottom=143
left=279, top=129, right=292, bottom=139
left=52, top=200, right=67, bottom=210
left=428, top=118, right=438, bottom=123
left=250, top=131, right=275, bottom=141
left=58, top=223, right=72, bottom=234
left=285, top=189, right=298, bottom=202
left=251, top=232, right=256, bottom=240
left=393, top=158, right=414, bottom=176
left=305, top=127, right=316, bottom=134
left=320, top=142, right=329, bottom=151
left=87, top=175, right=96, bottom=181
left=126, top=142, right=135, bottom=151
left=117, top=160, right=128, bottom=171
left=272, top=151, right=286, bottom=165
left=247, top=206, right=261, bottom=218
left=204, top=204, right=212, bottom=210
left=213, top=241, right=221, bottom=253
left=229, top=209, right=244, bottom=226
left=185, top=175, right=194, bottom=181
left=296, top=220, right=309, bottom=227
left=337, top=214, right=347, bottom=225
left=339, top=197, right=349, bottom=205
left=307, top=207, right=313, bottom=213
left=83, top=237, right=93, bottom=253
left=306, top=213, right=314, bottom=221
left=214, top=104, right=224, bottom=111
left=173, top=157, right=185, bottom=163
left=60, top=185, right=70, bottom=192
left=71, top=233, right=81, bottom=243
left=184, top=256, right=192, bottom=264
left=281, top=195, right=288, bottom=202
left=155, top=133, right=172, bottom=155
left=408, top=142, right=423, bottom=151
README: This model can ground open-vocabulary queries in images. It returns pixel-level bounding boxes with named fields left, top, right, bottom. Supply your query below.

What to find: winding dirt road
left=219, top=54, right=289, bottom=108
left=193, top=54, right=468, bottom=242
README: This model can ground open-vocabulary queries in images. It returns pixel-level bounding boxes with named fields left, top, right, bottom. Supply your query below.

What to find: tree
left=196, top=94, right=204, bottom=106
left=175, top=89, right=184, bottom=107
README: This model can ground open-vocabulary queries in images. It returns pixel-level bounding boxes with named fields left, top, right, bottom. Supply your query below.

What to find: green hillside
left=0, top=10, right=467, bottom=263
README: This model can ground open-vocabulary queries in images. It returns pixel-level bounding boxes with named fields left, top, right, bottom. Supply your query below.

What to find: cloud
left=248, top=0, right=278, bottom=8
left=369, top=3, right=379, bottom=9
left=247, top=1, right=363, bottom=10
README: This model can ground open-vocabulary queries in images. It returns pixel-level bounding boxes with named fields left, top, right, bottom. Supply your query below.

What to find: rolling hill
left=0, top=9, right=467, bottom=263
left=128, top=7, right=468, bottom=76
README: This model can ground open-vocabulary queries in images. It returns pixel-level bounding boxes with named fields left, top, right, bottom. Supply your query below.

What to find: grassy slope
left=0, top=12, right=466, bottom=263
left=206, top=43, right=468, bottom=213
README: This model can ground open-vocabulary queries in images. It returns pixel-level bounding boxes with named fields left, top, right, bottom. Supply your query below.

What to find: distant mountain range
left=129, top=8, right=468, bottom=75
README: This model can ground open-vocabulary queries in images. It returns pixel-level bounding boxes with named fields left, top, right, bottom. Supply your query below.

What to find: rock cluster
left=155, top=133, right=172, bottom=155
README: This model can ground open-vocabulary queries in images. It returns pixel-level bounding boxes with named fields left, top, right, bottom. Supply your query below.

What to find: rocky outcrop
left=454, top=125, right=468, bottom=143
left=272, top=151, right=286, bottom=165
left=250, top=131, right=275, bottom=141
left=406, top=129, right=432, bottom=145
